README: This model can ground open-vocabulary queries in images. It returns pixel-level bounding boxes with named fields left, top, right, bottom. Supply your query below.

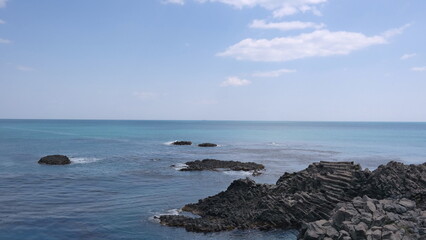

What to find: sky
left=0, top=0, right=425, bottom=121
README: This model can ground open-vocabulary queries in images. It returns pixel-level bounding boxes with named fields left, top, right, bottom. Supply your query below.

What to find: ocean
left=1, top=120, right=426, bottom=240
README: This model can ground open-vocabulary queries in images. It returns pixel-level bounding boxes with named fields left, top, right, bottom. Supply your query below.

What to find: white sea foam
left=149, top=208, right=181, bottom=223
left=70, top=157, right=101, bottom=164
left=222, top=170, right=253, bottom=176
left=172, top=163, right=188, bottom=171
left=163, top=141, right=176, bottom=146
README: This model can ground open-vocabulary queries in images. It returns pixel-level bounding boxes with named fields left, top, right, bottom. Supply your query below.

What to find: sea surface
left=1, top=120, right=426, bottom=240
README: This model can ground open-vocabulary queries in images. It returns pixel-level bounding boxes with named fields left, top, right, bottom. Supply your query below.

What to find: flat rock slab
left=38, top=155, right=71, bottom=165
left=172, top=141, right=192, bottom=146
left=198, top=143, right=217, bottom=147
left=180, top=159, right=265, bottom=172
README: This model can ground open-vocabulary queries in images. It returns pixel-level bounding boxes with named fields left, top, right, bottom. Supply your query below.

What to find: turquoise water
left=1, top=120, right=426, bottom=240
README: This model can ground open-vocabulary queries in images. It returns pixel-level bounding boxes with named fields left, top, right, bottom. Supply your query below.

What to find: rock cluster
left=160, top=161, right=426, bottom=234
left=179, top=159, right=264, bottom=173
left=172, top=141, right=192, bottom=145
left=299, top=196, right=426, bottom=240
left=198, top=143, right=217, bottom=147
left=38, top=155, right=71, bottom=165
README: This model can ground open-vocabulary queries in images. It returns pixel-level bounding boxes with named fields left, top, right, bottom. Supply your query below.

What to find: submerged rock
left=299, top=196, right=426, bottom=240
left=160, top=161, right=426, bottom=233
left=198, top=143, right=218, bottom=147
left=180, top=159, right=264, bottom=172
left=38, top=155, right=71, bottom=165
left=172, top=141, right=192, bottom=146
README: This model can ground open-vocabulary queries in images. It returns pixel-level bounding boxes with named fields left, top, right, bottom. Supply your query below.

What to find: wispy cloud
left=0, top=38, right=11, bottom=44
left=401, top=53, right=416, bottom=60
left=252, top=69, right=296, bottom=78
left=218, top=25, right=408, bottom=62
left=163, top=0, right=184, bottom=5
left=167, top=0, right=327, bottom=17
left=411, top=66, right=426, bottom=72
left=16, top=66, right=35, bottom=72
left=0, top=19, right=5, bottom=24
left=220, top=76, right=251, bottom=87
left=0, top=0, right=7, bottom=8
left=133, top=91, right=159, bottom=100
left=250, top=20, right=325, bottom=31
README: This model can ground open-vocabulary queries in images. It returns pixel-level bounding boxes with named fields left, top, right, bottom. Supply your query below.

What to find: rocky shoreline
left=160, top=161, right=426, bottom=238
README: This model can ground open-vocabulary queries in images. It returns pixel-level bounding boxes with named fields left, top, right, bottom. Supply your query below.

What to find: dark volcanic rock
left=180, top=159, right=264, bottom=172
left=172, top=141, right=192, bottom=146
left=299, top=196, right=426, bottom=240
left=38, top=155, right=71, bottom=165
left=160, top=161, right=426, bottom=233
left=198, top=143, right=218, bottom=147
left=363, top=161, right=426, bottom=209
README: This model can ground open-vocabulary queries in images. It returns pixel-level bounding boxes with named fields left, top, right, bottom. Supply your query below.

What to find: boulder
left=38, top=155, right=71, bottom=165
left=298, top=197, right=426, bottom=240
left=172, top=141, right=192, bottom=146
left=198, top=143, right=218, bottom=147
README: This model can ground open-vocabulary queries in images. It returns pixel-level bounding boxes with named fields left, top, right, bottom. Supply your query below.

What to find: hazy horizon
left=1, top=0, right=425, bottom=121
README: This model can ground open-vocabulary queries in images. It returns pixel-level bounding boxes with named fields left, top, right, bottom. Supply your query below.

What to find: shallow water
left=1, top=120, right=426, bottom=239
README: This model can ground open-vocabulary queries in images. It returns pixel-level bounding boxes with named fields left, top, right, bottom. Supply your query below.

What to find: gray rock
left=38, top=155, right=71, bottom=165
left=159, top=161, right=426, bottom=235
left=299, top=197, right=425, bottom=239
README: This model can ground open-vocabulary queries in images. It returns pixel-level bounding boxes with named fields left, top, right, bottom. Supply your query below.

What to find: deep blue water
left=1, top=120, right=426, bottom=240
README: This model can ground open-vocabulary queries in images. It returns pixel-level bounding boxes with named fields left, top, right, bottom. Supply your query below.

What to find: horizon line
left=1, top=118, right=426, bottom=123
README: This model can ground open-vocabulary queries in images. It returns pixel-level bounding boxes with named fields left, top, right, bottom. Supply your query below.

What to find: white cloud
left=250, top=19, right=325, bottom=31
left=381, top=24, right=410, bottom=38
left=401, top=53, right=416, bottom=60
left=163, top=0, right=185, bottom=4
left=168, top=0, right=327, bottom=17
left=133, top=91, right=159, bottom=100
left=411, top=66, right=426, bottom=72
left=253, top=69, right=296, bottom=77
left=0, top=0, right=7, bottom=8
left=0, top=38, right=11, bottom=44
left=0, top=19, right=5, bottom=24
left=220, top=76, right=251, bottom=87
left=17, top=66, right=35, bottom=72
left=218, top=26, right=408, bottom=62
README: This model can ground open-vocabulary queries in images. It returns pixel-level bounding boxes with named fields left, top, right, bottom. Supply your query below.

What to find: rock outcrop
left=38, top=155, right=71, bottom=165
left=198, top=143, right=218, bottom=147
left=172, top=141, right=192, bottom=146
left=179, top=159, right=265, bottom=173
left=299, top=196, right=426, bottom=240
left=160, top=161, right=426, bottom=233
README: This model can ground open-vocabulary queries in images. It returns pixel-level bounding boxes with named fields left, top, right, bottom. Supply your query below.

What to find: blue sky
left=0, top=0, right=425, bottom=121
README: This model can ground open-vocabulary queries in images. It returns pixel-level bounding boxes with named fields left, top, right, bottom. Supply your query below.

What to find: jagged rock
left=362, top=161, right=426, bottom=209
left=160, top=161, right=426, bottom=233
left=172, top=141, right=192, bottom=146
left=180, top=159, right=265, bottom=173
left=298, top=196, right=426, bottom=240
left=198, top=143, right=218, bottom=147
left=38, top=155, right=71, bottom=165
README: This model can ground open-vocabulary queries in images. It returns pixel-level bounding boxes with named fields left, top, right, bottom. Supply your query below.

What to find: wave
left=70, top=157, right=102, bottom=164
left=163, top=141, right=177, bottom=146
left=149, top=208, right=181, bottom=223
left=222, top=170, right=254, bottom=176
left=171, top=163, right=188, bottom=171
